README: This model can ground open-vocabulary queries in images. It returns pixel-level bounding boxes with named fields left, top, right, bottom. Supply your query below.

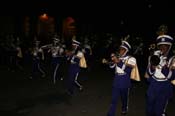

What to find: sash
left=79, top=54, right=87, bottom=68
left=171, top=80, right=175, bottom=85
left=130, top=64, right=141, bottom=81
left=125, top=56, right=141, bottom=81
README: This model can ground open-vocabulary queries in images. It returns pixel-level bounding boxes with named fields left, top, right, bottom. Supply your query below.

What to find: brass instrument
left=40, top=44, right=52, bottom=49
left=150, top=55, right=160, bottom=66
left=149, top=44, right=156, bottom=50
left=102, top=54, right=120, bottom=65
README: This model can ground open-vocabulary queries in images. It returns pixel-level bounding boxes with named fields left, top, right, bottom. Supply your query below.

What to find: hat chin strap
left=167, top=44, right=172, bottom=56
left=121, top=49, right=128, bottom=57
left=161, top=44, right=172, bottom=56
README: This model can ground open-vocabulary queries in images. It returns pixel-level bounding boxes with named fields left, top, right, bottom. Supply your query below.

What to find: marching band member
left=145, top=34, right=175, bottom=116
left=30, top=40, right=45, bottom=79
left=66, top=39, right=85, bottom=96
left=48, top=37, right=65, bottom=84
left=15, top=37, right=23, bottom=70
left=103, top=39, right=140, bottom=116
left=81, top=38, right=92, bottom=81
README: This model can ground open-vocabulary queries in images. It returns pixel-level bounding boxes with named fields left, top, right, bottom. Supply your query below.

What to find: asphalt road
left=0, top=63, right=174, bottom=116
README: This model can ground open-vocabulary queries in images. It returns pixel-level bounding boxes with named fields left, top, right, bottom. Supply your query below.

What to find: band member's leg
left=121, top=88, right=129, bottom=113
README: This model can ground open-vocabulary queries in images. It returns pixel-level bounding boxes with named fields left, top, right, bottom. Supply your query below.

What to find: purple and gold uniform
left=49, top=38, right=65, bottom=84
left=145, top=35, right=175, bottom=116
left=66, top=39, right=84, bottom=95
left=30, top=41, right=45, bottom=79
left=107, top=40, right=139, bottom=116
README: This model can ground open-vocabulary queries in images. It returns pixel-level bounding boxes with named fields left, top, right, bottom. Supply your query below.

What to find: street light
left=40, top=13, right=48, bottom=20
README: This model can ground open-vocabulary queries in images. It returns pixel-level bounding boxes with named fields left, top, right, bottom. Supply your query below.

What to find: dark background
left=0, top=1, right=175, bottom=116
left=0, top=0, right=174, bottom=36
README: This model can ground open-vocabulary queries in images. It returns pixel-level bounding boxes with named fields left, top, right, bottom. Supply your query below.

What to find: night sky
left=0, top=0, right=174, bottom=35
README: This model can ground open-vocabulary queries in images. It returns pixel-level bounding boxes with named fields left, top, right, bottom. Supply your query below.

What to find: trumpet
left=102, top=52, right=120, bottom=64
left=102, top=58, right=114, bottom=65
left=150, top=55, right=160, bottom=66
left=40, top=44, right=52, bottom=49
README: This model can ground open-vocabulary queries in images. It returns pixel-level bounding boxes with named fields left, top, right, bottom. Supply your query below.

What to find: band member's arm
left=76, top=51, right=84, bottom=59
left=169, top=57, right=175, bottom=85
left=39, top=48, right=44, bottom=60
left=41, top=44, right=52, bottom=49
left=59, top=47, right=65, bottom=56
left=102, top=58, right=119, bottom=69
left=16, top=47, right=23, bottom=58
left=48, top=49, right=51, bottom=53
